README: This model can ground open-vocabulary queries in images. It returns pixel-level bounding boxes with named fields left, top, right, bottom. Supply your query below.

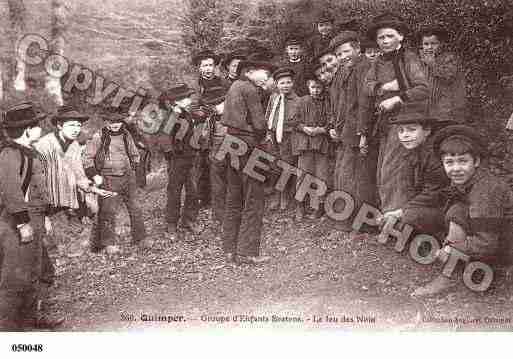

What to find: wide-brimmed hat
left=328, top=31, right=359, bottom=51
left=284, top=36, right=304, bottom=48
left=51, top=105, right=89, bottom=126
left=2, top=102, right=46, bottom=129
left=237, top=52, right=278, bottom=75
left=158, top=83, right=196, bottom=107
left=192, top=49, right=221, bottom=67
left=360, top=38, right=379, bottom=52
left=417, top=25, right=449, bottom=43
left=366, top=12, right=408, bottom=40
left=316, top=11, right=335, bottom=24
left=389, top=111, right=439, bottom=126
left=222, top=51, right=247, bottom=71
left=272, top=67, right=296, bottom=82
left=433, top=125, right=487, bottom=157
left=201, top=86, right=227, bottom=106
left=99, top=105, right=129, bottom=122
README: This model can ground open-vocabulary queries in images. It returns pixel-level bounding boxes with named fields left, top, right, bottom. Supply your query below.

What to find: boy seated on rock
left=413, top=125, right=513, bottom=296
left=378, top=110, right=449, bottom=237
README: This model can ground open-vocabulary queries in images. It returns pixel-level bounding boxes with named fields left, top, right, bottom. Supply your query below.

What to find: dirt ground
left=46, top=165, right=513, bottom=332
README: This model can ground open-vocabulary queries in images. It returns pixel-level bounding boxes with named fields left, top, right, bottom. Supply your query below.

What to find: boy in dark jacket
left=157, top=84, right=204, bottom=238
left=413, top=125, right=513, bottom=296
left=327, top=31, right=378, bottom=231
left=0, top=103, right=63, bottom=330
left=221, top=55, right=276, bottom=265
left=265, top=67, right=302, bottom=211
left=84, top=106, right=148, bottom=254
left=364, top=13, right=430, bottom=213
left=378, top=111, right=449, bottom=236
left=292, top=75, right=331, bottom=220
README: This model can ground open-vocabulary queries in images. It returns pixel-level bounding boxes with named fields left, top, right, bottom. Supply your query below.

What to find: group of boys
left=164, top=11, right=512, bottom=294
left=2, top=10, right=512, bottom=331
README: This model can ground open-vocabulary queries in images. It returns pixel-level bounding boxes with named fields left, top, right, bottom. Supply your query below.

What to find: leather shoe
left=235, top=255, right=271, bottom=265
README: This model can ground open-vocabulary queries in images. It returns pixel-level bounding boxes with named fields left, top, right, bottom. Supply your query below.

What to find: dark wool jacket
left=443, top=167, right=513, bottom=257
left=364, top=47, right=430, bottom=120
left=420, top=51, right=467, bottom=123
left=402, top=139, right=450, bottom=210
left=221, top=78, right=267, bottom=138
left=291, top=94, right=331, bottom=155
left=0, top=141, right=48, bottom=226
left=330, top=55, right=374, bottom=147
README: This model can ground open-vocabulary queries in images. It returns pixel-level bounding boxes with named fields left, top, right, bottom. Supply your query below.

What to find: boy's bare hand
left=381, top=79, right=399, bottom=92
left=19, top=223, right=34, bottom=243
left=379, top=96, right=402, bottom=112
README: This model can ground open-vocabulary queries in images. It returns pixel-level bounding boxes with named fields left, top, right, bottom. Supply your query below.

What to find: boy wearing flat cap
left=364, top=12, right=430, bottom=213
left=84, top=105, right=149, bottom=254
left=278, top=37, right=309, bottom=97
left=265, top=67, right=302, bottom=211
left=157, top=84, right=203, bottom=238
left=327, top=31, right=378, bottom=230
left=221, top=54, right=276, bottom=265
left=418, top=25, right=467, bottom=124
left=378, top=109, right=448, bottom=237
left=0, top=103, right=63, bottom=330
left=413, top=125, right=513, bottom=296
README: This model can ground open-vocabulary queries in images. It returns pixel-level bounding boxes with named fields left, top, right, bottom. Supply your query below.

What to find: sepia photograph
left=0, top=0, right=512, bottom=356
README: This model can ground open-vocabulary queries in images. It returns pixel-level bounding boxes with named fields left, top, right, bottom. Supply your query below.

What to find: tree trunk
left=8, top=0, right=27, bottom=94
left=47, top=0, right=69, bottom=106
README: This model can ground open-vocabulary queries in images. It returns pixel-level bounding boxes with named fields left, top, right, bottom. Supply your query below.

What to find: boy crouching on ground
left=292, top=74, right=331, bottom=220
left=413, top=125, right=513, bottom=296
left=378, top=110, right=449, bottom=237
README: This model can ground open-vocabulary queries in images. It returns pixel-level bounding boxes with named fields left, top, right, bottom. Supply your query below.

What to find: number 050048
left=11, top=344, right=44, bottom=352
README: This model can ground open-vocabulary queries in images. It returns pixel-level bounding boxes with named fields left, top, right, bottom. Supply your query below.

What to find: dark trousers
left=222, top=136, right=265, bottom=257
left=0, top=214, right=43, bottom=330
left=194, top=150, right=211, bottom=207
left=209, top=149, right=227, bottom=223
left=92, top=173, right=146, bottom=248
left=166, top=155, right=198, bottom=226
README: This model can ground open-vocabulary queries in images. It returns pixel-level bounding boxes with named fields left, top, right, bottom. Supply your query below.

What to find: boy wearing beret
left=413, top=125, right=513, bottom=296
left=0, top=103, right=63, bottom=330
left=265, top=67, right=302, bottom=211
left=378, top=111, right=448, bottom=236
left=278, top=37, right=309, bottom=97
left=418, top=25, right=467, bottom=123
left=364, top=13, right=430, bottom=213
left=84, top=106, right=149, bottom=254
left=292, top=74, right=331, bottom=220
left=221, top=56, right=276, bottom=265
left=360, top=39, right=381, bottom=63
